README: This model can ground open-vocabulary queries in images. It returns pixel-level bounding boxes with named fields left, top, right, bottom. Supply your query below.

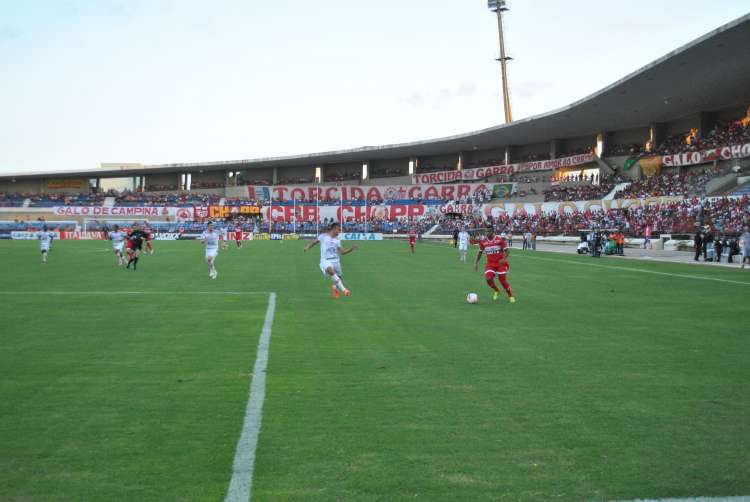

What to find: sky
left=0, top=0, right=748, bottom=173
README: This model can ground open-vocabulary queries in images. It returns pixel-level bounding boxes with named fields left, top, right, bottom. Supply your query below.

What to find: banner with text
left=411, top=153, right=597, bottom=184
left=262, top=204, right=441, bottom=223
left=661, top=142, right=750, bottom=167
left=247, top=183, right=494, bottom=202
left=52, top=206, right=185, bottom=218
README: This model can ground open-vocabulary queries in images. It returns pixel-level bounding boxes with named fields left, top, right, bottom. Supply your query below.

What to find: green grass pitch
left=0, top=239, right=748, bottom=501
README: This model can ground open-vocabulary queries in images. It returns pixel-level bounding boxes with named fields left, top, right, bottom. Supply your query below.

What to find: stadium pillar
left=319, top=165, right=326, bottom=183
left=650, top=123, right=666, bottom=152
left=504, top=145, right=515, bottom=165
left=272, top=167, right=278, bottom=185
left=457, top=152, right=464, bottom=171
left=550, top=139, right=561, bottom=159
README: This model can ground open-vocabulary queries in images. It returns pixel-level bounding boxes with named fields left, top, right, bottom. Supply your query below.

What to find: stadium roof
left=3, top=12, right=750, bottom=181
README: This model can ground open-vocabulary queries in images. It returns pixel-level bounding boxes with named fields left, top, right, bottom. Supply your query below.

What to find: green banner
left=623, top=157, right=639, bottom=171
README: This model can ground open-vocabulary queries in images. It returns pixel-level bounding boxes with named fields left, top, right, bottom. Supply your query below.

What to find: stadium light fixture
left=488, top=0, right=513, bottom=123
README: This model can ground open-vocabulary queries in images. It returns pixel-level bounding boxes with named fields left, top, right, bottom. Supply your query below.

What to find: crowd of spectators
left=278, top=176, right=315, bottom=184
left=371, top=168, right=407, bottom=178
left=145, top=184, right=179, bottom=191
left=324, top=171, right=361, bottom=182
left=190, top=181, right=224, bottom=189
left=606, top=143, right=647, bottom=156
left=114, top=191, right=221, bottom=206
left=543, top=182, right=615, bottom=202
left=0, top=192, right=105, bottom=207
left=614, top=167, right=722, bottom=199
left=435, top=196, right=748, bottom=237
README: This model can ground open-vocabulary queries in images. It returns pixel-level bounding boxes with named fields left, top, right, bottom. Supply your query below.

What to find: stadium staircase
left=603, top=182, right=631, bottom=200
left=594, top=155, right=616, bottom=176
left=423, top=224, right=441, bottom=236
left=103, top=196, right=116, bottom=207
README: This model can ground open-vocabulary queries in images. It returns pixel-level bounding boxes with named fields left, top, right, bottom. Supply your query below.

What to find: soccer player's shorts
left=320, top=259, right=342, bottom=277
left=484, top=263, right=509, bottom=278
left=205, top=249, right=218, bottom=261
left=40, top=244, right=50, bottom=253
left=114, top=243, right=124, bottom=254
left=459, top=243, right=468, bottom=251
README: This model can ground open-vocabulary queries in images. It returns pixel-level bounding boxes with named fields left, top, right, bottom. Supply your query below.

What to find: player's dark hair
left=329, top=222, right=340, bottom=230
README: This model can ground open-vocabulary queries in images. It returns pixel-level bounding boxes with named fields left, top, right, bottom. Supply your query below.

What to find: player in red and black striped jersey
left=126, top=224, right=149, bottom=271
left=475, top=228, right=515, bottom=303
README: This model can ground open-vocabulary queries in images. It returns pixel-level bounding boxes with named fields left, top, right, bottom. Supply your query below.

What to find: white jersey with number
left=37, top=231, right=53, bottom=250
left=318, top=233, right=342, bottom=263
left=110, top=230, right=126, bottom=250
left=458, top=231, right=469, bottom=250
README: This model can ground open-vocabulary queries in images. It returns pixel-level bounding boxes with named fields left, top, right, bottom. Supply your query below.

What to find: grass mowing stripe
left=226, top=292, right=277, bottom=502
left=611, top=497, right=750, bottom=502
left=0, top=291, right=271, bottom=295
left=516, top=254, right=750, bottom=286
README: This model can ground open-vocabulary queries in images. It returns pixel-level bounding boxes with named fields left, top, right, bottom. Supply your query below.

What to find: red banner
left=662, top=142, right=750, bottom=167
left=410, top=153, right=597, bottom=183
left=262, top=204, right=435, bottom=223
left=248, top=184, right=493, bottom=202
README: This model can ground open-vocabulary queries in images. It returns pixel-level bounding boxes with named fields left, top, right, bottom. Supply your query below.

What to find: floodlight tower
left=489, top=0, right=513, bottom=123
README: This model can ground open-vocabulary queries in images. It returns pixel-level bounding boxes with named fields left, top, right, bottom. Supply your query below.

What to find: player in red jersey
left=408, top=228, right=417, bottom=255
left=235, top=226, right=243, bottom=249
left=475, top=228, right=515, bottom=303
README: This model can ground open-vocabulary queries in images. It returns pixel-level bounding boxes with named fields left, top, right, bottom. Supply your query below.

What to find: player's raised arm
left=303, top=239, right=319, bottom=253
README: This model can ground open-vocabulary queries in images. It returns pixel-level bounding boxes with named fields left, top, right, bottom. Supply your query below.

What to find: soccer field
left=0, top=239, right=748, bottom=502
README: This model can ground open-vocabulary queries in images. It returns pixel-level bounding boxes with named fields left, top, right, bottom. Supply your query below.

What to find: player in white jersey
left=303, top=222, right=358, bottom=298
left=200, top=222, right=222, bottom=279
left=458, top=228, right=470, bottom=262
left=108, top=225, right=127, bottom=266
left=37, top=226, right=54, bottom=263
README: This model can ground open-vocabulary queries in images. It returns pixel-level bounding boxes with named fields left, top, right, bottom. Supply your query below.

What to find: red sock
left=410, top=244, right=414, bottom=254
left=485, top=277, right=500, bottom=292
left=498, top=276, right=513, bottom=297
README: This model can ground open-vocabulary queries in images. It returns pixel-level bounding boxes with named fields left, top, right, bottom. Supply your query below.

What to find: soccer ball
left=466, top=293, right=478, bottom=304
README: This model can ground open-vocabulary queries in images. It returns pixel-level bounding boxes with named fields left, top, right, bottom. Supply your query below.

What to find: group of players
left=36, top=219, right=515, bottom=302
left=307, top=222, right=514, bottom=303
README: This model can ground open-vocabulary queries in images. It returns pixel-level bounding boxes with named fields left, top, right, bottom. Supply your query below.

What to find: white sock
left=331, top=273, right=346, bottom=292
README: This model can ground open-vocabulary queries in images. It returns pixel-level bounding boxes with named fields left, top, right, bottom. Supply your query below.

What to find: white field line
left=610, top=497, right=750, bottom=502
left=0, top=291, right=270, bottom=295
left=516, top=255, right=750, bottom=287
left=225, top=292, right=277, bottom=502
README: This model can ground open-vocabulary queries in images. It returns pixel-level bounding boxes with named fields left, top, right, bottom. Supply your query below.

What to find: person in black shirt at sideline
left=126, top=223, right=148, bottom=271
left=694, top=231, right=703, bottom=262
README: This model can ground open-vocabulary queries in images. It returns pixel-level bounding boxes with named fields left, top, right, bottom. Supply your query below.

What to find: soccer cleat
left=493, top=291, right=500, bottom=301
left=332, top=286, right=340, bottom=299
left=343, top=289, right=351, bottom=297
left=509, top=296, right=516, bottom=304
